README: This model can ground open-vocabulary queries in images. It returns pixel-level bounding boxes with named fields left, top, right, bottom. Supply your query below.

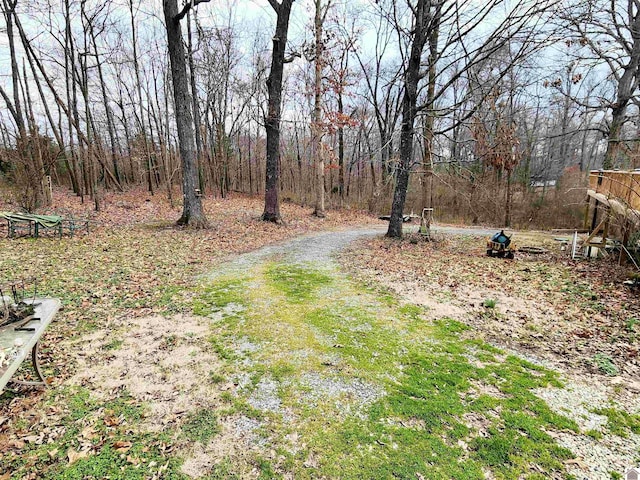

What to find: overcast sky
left=0, top=0, right=615, bottom=130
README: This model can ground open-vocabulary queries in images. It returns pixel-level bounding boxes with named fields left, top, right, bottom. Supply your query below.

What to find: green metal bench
left=61, top=215, right=90, bottom=237
left=1, top=213, right=63, bottom=238
left=1, top=212, right=90, bottom=238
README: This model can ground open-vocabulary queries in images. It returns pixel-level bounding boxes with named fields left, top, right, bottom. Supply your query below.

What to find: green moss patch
left=2, top=232, right=590, bottom=480
left=198, top=261, right=579, bottom=479
left=265, top=263, right=332, bottom=303
left=182, top=408, right=220, bottom=444
left=592, top=407, right=640, bottom=437
left=193, top=278, right=247, bottom=316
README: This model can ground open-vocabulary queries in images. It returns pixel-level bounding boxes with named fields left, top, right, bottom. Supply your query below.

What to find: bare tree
left=262, top=0, right=295, bottom=223
left=387, top=0, right=439, bottom=238
left=163, top=0, right=208, bottom=227
left=559, top=0, right=640, bottom=169
left=385, top=0, right=553, bottom=237
left=311, top=0, right=330, bottom=217
left=353, top=10, right=403, bottom=191
left=0, top=0, right=587, bottom=231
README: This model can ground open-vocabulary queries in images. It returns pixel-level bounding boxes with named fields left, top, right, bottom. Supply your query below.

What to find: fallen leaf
left=8, top=439, right=25, bottom=449
left=80, top=426, right=97, bottom=440
left=114, top=440, right=132, bottom=453
left=67, top=448, right=90, bottom=465
left=104, top=415, right=120, bottom=427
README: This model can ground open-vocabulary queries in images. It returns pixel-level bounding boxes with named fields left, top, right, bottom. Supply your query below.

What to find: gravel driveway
left=206, top=223, right=501, bottom=278
left=197, top=224, right=640, bottom=480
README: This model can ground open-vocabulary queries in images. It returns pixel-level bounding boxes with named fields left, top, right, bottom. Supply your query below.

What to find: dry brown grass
left=341, top=232, right=640, bottom=380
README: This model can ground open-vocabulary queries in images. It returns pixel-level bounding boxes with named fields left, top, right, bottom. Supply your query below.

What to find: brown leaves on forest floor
left=340, top=233, right=640, bottom=383
left=0, top=185, right=377, bottom=230
left=0, top=187, right=379, bottom=478
left=0, top=188, right=376, bottom=381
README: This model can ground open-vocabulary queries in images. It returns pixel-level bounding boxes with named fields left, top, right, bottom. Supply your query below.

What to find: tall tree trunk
left=63, top=0, right=81, bottom=196
left=1, top=0, right=42, bottom=210
left=163, top=0, right=208, bottom=227
left=387, top=0, right=433, bottom=238
left=603, top=8, right=640, bottom=169
left=312, top=0, right=326, bottom=217
left=505, top=169, right=512, bottom=227
left=91, top=27, right=123, bottom=190
left=23, top=60, right=48, bottom=207
left=294, top=121, right=303, bottom=200
left=78, top=9, right=98, bottom=209
left=338, top=91, right=345, bottom=201
left=187, top=11, right=204, bottom=192
left=421, top=11, right=440, bottom=213
left=27, top=44, right=66, bottom=191
left=262, top=0, right=295, bottom=223
left=2, top=0, right=25, bottom=137
left=129, top=0, right=154, bottom=194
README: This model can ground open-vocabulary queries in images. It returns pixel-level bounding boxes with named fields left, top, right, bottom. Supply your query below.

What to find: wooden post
left=602, top=211, right=610, bottom=245
left=583, top=196, right=592, bottom=231
left=588, top=198, right=599, bottom=257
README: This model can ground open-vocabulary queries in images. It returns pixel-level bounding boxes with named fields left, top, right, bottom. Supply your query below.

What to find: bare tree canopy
left=0, top=0, right=632, bottom=229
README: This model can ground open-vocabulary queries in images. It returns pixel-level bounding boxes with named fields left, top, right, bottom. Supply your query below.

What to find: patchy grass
left=209, top=372, right=226, bottom=384
left=4, top=197, right=622, bottom=478
left=3, top=387, right=187, bottom=480
left=265, top=263, right=333, bottom=303
left=102, top=338, right=124, bottom=351
left=483, top=298, right=497, bottom=309
left=0, top=188, right=380, bottom=479
left=592, top=407, right=640, bottom=437
left=193, top=279, right=247, bottom=316
left=592, top=353, right=619, bottom=377
left=341, top=234, right=640, bottom=380
left=182, top=409, right=220, bottom=445
left=191, top=260, right=578, bottom=479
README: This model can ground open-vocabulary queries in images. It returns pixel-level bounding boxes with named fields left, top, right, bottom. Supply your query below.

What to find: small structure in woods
left=0, top=211, right=90, bottom=238
left=584, top=170, right=640, bottom=261
left=418, top=208, right=434, bottom=238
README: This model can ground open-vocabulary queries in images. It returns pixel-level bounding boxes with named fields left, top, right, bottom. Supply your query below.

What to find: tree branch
left=283, top=51, right=301, bottom=63
left=174, top=0, right=211, bottom=23
left=267, top=0, right=280, bottom=13
left=0, top=84, right=19, bottom=127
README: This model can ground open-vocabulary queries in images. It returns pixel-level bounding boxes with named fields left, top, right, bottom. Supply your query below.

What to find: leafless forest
left=0, top=0, right=638, bottom=233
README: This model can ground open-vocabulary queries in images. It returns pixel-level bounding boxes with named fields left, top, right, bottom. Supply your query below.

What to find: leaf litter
left=341, top=232, right=640, bottom=480
left=5, top=186, right=640, bottom=478
left=0, top=187, right=379, bottom=479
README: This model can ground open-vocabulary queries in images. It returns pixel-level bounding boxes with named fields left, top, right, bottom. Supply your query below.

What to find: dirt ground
left=340, top=228, right=640, bottom=395
left=338, top=227, right=640, bottom=479
left=2, top=190, right=640, bottom=479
